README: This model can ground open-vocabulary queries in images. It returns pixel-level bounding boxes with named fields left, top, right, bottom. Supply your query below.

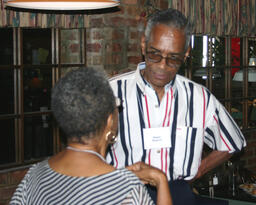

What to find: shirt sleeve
left=204, top=94, right=246, bottom=153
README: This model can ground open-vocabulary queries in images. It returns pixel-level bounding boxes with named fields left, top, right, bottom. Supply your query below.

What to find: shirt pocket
left=173, top=126, right=204, bottom=179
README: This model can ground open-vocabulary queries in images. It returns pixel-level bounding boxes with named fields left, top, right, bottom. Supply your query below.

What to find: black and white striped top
left=10, top=160, right=154, bottom=205
left=106, top=62, right=246, bottom=181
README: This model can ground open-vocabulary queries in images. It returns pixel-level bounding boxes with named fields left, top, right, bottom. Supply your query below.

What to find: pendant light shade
left=6, top=0, right=120, bottom=10
left=233, top=58, right=256, bottom=82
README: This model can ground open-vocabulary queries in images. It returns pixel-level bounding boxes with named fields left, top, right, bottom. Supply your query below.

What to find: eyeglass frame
left=145, top=49, right=185, bottom=68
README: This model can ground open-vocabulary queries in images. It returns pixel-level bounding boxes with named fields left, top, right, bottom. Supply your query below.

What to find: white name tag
left=143, top=127, right=172, bottom=150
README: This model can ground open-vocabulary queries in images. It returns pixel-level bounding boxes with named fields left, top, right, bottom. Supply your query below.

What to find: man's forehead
left=147, top=24, right=187, bottom=52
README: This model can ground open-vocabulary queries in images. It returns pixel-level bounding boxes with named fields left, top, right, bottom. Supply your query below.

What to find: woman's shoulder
left=114, top=168, right=143, bottom=186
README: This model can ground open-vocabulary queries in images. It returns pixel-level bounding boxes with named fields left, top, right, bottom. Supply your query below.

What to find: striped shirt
left=106, top=62, right=246, bottom=181
left=10, top=160, right=154, bottom=205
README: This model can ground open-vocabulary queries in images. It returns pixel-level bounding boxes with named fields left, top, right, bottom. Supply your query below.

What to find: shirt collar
left=135, top=62, right=177, bottom=95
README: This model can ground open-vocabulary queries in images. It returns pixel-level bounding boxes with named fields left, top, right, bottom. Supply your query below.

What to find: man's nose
left=158, top=56, right=168, bottom=69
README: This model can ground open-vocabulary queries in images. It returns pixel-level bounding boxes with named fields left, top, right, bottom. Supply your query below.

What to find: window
left=180, top=36, right=256, bottom=130
left=0, top=28, right=86, bottom=169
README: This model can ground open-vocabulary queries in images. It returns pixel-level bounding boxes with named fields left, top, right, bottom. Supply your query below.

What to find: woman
left=10, top=67, right=172, bottom=205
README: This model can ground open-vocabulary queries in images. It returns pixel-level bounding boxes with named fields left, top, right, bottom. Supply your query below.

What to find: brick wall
left=241, top=131, right=256, bottom=173
left=85, top=0, right=168, bottom=75
left=0, top=168, right=28, bottom=205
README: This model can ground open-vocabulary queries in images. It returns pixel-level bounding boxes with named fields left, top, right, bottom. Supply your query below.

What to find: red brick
left=242, top=149, right=254, bottom=158
left=0, top=187, right=16, bottom=200
left=107, top=17, right=126, bottom=27
left=112, top=30, right=124, bottom=40
left=0, top=173, right=9, bottom=186
left=122, top=0, right=138, bottom=4
left=92, top=31, right=103, bottom=40
left=127, top=18, right=138, bottom=27
left=86, top=43, right=102, bottom=52
left=128, top=43, right=139, bottom=52
left=159, top=0, right=168, bottom=9
left=106, top=43, right=122, bottom=53
left=130, top=31, right=139, bottom=39
left=90, top=17, right=104, bottom=27
left=9, top=169, right=27, bottom=185
left=246, top=141, right=256, bottom=149
left=128, top=56, right=142, bottom=64
left=125, top=5, right=140, bottom=16
left=105, top=54, right=122, bottom=65
left=248, top=157, right=256, bottom=165
left=0, top=201, right=10, bottom=205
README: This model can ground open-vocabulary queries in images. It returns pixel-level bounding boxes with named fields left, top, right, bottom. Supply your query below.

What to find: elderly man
left=107, top=8, right=246, bottom=205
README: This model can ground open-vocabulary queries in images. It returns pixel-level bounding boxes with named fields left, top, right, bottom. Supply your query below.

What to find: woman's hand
left=127, top=162, right=167, bottom=189
left=127, top=162, right=173, bottom=205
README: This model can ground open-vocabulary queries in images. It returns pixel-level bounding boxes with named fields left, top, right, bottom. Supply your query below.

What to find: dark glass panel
left=191, top=36, right=204, bottom=67
left=0, top=69, right=14, bottom=114
left=230, top=101, right=243, bottom=129
left=211, top=37, right=225, bottom=99
left=24, top=115, right=53, bottom=160
left=24, top=68, right=52, bottom=112
left=0, top=119, right=15, bottom=164
left=212, top=77, right=225, bottom=100
left=23, top=29, right=51, bottom=65
left=0, top=28, right=13, bottom=65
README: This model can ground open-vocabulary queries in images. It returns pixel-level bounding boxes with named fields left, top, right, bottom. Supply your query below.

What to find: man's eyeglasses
left=146, top=51, right=184, bottom=67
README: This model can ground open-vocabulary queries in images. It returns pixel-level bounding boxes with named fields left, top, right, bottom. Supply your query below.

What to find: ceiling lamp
left=5, top=0, right=120, bottom=10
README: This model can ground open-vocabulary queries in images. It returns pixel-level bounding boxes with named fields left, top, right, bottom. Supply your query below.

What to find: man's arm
left=193, top=150, right=232, bottom=180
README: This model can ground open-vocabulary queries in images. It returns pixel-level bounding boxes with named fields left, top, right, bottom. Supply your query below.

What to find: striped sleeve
left=204, top=93, right=246, bottom=153
left=10, top=169, right=30, bottom=205
left=120, top=184, right=154, bottom=205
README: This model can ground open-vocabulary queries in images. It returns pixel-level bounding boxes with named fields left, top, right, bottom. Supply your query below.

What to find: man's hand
left=191, top=150, right=232, bottom=182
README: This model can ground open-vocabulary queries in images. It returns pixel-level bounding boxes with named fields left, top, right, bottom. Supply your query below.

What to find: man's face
left=141, top=24, right=189, bottom=89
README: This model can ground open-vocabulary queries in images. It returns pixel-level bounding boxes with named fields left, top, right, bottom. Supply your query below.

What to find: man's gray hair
left=145, top=8, right=192, bottom=50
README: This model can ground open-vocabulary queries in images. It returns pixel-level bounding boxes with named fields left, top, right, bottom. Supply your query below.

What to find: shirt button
left=155, top=105, right=159, bottom=108
left=157, top=150, right=161, bottom=153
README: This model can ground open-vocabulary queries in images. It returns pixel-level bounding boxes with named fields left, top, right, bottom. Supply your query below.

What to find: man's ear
left=184, top=46, right=191, bottom=61
left=141, top=34, right=146, bottom=56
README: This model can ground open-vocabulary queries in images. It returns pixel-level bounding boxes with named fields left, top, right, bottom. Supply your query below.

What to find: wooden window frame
left=0, top=28, right=86, bottom=170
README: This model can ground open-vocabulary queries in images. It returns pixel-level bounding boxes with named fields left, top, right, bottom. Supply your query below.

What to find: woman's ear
left=106, top=113, right=114, bottom=131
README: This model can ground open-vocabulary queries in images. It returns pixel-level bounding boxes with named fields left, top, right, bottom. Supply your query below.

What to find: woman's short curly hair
left=51, top=67, right=115, bottom=140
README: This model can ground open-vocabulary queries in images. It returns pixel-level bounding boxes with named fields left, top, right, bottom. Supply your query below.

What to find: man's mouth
left=153, top=72, right=168, bottom=80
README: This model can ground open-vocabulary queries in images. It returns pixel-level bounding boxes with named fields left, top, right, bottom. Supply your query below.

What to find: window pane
left=24, top=68, right=52, bottom=112
left=0, top=69, right=14, bottom=114
left=249, top=82, right=256, bottom=127
left=0, top=119, right=15, bottom=164
left=0, top=28, right=13, bottom=65
left=248, top=39, right=256, bottom=127
left=24, top=115, right=53, bottom=160
left=23, top=29, right=51, bottom=65
left=211, top=37, right=225, bottom=99
left=61, top=29, right=84, bottom=64
left=191, top=36, right=206, bottom=86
